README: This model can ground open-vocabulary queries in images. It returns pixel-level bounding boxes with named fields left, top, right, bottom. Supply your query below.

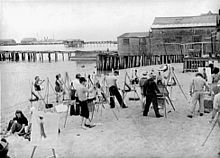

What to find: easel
left=122, top=71, right=141, bottom=103
left=30, top=145, right=56, bottom=158
left=30, top=85, right=58, bottom=158
left=161, top=64, right=190, bottom=110
left=88, top=75, right=119, bottom=122
left=168, top=65, right=190, bottom=105
left=157, top=84, right=175, bottom=118
left=62, top=72, right=72, bottom=128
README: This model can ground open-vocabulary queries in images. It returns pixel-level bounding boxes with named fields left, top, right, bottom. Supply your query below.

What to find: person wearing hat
left=139, top=71, right=148, bottom=111
left=187, top=73, right=210, bottom=118
left=6, top=110, right=28, bottom=136
left=143, top=73, right=163, bottom=118
left=0, top=138, right=10, bottom=158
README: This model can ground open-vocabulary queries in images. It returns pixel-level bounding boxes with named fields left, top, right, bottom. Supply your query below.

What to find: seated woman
left=6, top=110, right=28, bottom=136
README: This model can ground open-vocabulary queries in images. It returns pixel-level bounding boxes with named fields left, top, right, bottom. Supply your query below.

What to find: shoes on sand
left=156, top=114, right=163, bottom=118
left=85, top=124, right=96, bottom=128
left=187, top=114, right=193, bottom=118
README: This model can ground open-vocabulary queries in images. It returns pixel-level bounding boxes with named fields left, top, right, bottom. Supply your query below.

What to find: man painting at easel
left=106, top=70, right=127, bottom=109
left=143, top=73, right=163, bottom=118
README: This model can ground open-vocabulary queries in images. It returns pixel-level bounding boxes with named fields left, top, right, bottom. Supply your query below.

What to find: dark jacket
left=143, top=78, right=160, bottom=96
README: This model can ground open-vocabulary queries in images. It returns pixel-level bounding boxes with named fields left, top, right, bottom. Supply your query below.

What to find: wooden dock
left=0, top=50, right=75, bottom=62
left=96, top=54, right=184, bottom=71
left=183, top=57, right=220, bottom=72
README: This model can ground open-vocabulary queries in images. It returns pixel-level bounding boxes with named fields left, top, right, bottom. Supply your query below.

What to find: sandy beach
left=4, top=63, right=220, bottom=158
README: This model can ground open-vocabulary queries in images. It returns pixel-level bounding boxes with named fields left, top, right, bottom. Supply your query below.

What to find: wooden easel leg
left=52, top=148, right=56, bottom=158
left=30, top=146, right=37, bottom=158
left=110, top=108, right=119, bottom=120
left=64, top=104, right=70, bottom=128
left=165, top=102, right=167, bottom=118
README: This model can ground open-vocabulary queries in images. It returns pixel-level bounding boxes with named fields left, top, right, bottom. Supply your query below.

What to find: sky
left=0, top=0, right=219, bottom=42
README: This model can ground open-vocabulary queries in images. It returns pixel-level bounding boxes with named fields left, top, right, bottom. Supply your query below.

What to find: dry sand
left=4, top=63, right=220, bottom=158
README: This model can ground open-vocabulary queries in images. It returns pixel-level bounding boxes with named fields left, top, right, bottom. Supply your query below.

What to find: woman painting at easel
left=77, top=77, right=96, bottom=129
left=55, top=74, right=64, bottom=103
left=31, top=76, right=45, bottom=102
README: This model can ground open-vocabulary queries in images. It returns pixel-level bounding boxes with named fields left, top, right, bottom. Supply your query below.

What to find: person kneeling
left=6, top=110, right=28, bottom=136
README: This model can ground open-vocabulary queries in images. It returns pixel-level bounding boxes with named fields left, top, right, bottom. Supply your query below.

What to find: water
left=0, top=44, right=117, bottom=130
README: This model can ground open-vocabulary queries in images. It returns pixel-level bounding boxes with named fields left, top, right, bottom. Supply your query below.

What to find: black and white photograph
left=0, top=0, right=220, bottom=157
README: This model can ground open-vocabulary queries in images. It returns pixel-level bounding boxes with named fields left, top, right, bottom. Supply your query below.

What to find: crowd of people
left=3, top=64, right=220, bottom=156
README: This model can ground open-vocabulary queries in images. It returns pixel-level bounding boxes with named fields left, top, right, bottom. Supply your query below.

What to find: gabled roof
left=151, top=13, right=217, bottom=29
left=118, top=32, right=149, bottom=38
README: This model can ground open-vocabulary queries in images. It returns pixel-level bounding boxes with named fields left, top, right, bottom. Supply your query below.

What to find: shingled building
left=151, top=11, right=218, bottom=57
left=117, top=32, right=150, bottom=56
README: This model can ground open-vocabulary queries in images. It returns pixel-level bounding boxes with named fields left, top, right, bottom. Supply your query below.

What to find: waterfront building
left=151, top=11, right=218, bottom=57
left=0, top=39, right=16, bottom=45
left=63, top=39, right=84, bottom=47
left=117, top=32, right=150, bottom=56
left=21, top=38, right=37, bottom=45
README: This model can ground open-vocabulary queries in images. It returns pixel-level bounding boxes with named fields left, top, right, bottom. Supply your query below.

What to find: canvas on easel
left=122, top=71, right=141, bottom=102
left=30, top=108, right=59, bottom=158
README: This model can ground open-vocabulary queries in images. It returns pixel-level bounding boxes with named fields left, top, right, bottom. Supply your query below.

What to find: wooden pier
left=96, top=54, right=184, bottom=71
left=0, top=50, right=74, bottom=62
left=183, top=57, right=220, bottom=72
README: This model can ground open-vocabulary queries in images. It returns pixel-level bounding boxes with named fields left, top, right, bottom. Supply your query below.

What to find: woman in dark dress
left=6, top=110, right=28, bottom=135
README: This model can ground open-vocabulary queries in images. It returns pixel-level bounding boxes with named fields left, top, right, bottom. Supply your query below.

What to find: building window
left=193, top=35, right=202, bottom=42
left=123, top=38, right=129, bottom=45
left=175, top=36, right=182, bottom=43
left=139, top=38, right=146, bottom=45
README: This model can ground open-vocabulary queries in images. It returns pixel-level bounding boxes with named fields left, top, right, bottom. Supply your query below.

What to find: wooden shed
left=117, top=32, right=150, bottom=56
left=151, top=11, right=218, bottom=56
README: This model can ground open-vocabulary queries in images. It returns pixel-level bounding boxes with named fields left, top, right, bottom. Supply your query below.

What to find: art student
left=143, top=73, right=163, bottom=118
left=6, top=110, right=28, bottom=136
left=55, top=74, right=64, bottom=102
left=106, top=70, right=127, bottom=109
left=77, top=77, right=96, bottom=129
left=188, top=73, right=209, bottom=118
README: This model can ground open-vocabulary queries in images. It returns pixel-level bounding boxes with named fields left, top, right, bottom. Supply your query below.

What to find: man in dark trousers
left=143, top=73, right=163, bottom=118
left=106, top=70, right=127, bottom=109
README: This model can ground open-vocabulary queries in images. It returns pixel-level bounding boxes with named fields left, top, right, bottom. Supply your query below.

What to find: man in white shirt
left=70, top=73, right=81, bottom=116
left=72, top=73, right=81, bottom=90
left=106, top=71, right=127, bottom=109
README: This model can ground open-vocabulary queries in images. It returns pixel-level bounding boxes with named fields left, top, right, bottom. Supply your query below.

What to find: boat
left=69, top=50, right=100, bottom=61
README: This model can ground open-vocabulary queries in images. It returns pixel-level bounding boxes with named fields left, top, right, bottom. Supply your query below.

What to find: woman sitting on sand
left=6, top=110, right=28, bottom=136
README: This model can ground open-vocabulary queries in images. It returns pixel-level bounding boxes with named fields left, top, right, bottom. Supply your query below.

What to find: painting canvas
left=31, top=110, right=59, bottom=148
